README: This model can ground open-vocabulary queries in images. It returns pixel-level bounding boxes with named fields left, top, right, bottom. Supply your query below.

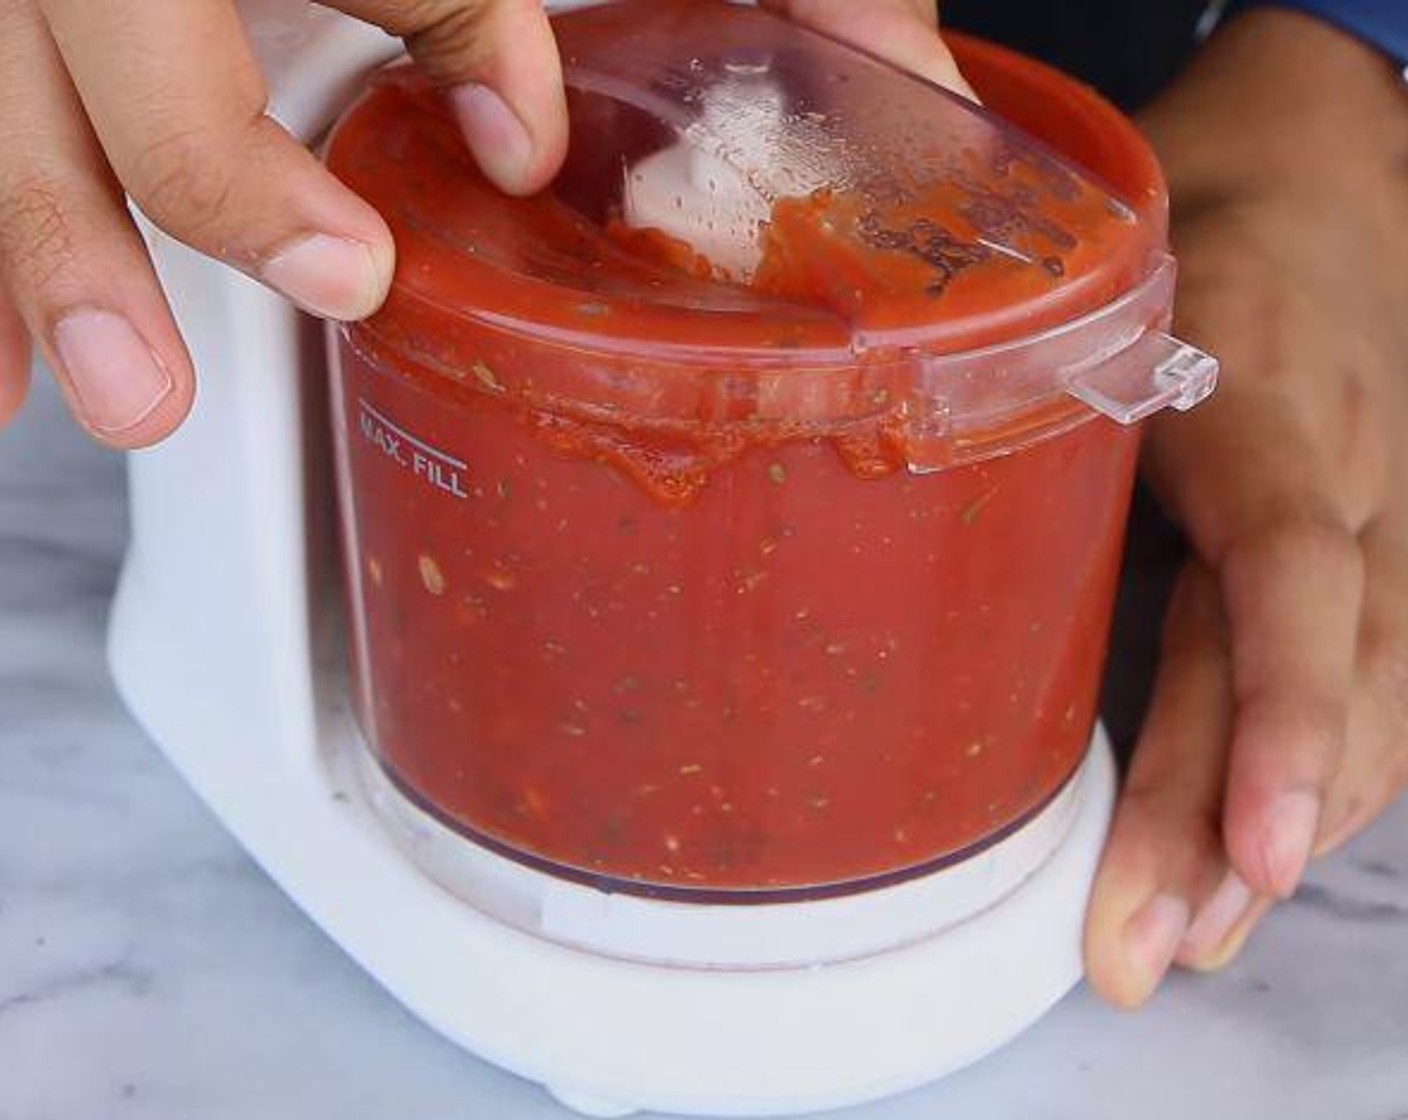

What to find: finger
left=0, top=0, right=192, bottom=447
left=1145, top=305, right=1363, bottom=900
left=1215, top=505, right=1361, bottom=897
left=1178, top=895, right=1274, bottom=973
left=1085, top=562, right=1242, bottom=1007
left=41, top=0, right=393, bottom=322
left=761, top=0, right=978, bottom=99
left=0, top=293, right=30, bottom=428
left=335, top=0, right=567, bottom=194
left=1320, top=516, right=1408, bottom=851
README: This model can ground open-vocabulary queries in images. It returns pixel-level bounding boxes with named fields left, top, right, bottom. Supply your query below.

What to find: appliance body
left=109, top=4, right=1136, bottom=1116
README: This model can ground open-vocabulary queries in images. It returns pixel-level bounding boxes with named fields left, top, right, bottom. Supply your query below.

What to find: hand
left=0, top=0, right=567, bottom=448
left=1084, top=9, right=1408, bottom=1006
left=0, top=0, right=964, bottom=450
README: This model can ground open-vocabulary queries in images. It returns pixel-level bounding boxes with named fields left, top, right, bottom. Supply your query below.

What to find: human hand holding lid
left=0, top=0, right=970, bottom=447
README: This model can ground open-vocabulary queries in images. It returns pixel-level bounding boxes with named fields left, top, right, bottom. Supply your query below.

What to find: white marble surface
left=1, top=369, right=1406, bottom=1120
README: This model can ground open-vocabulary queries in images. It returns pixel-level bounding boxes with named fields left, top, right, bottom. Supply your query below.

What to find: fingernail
left=448, top=83, right=534, bottom=193
left=53, top=310, right=173, bottom=436
left=261, top=233, right=386, bottom=321
left=1260, top=790, right=1321, bottom=898
left=1180, top=871, right=1254, bottom=964
left=1123, top=893, right=1190, bottom=990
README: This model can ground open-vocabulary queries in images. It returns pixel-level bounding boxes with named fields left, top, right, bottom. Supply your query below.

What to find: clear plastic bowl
left=323, top=0, right=1215, bottom=899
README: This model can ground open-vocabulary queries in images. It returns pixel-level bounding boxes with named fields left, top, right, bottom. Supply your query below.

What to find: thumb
left=761, top=0, right=977, bottom=99
left=336, top=0, right=568, bottom=195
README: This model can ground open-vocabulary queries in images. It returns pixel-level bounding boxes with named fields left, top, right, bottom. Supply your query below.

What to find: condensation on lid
left=555, top=0, right=1159, bottom=351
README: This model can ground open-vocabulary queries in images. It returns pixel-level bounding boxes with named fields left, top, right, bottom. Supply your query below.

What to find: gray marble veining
left=1, top=370, right=1405, bottom=1120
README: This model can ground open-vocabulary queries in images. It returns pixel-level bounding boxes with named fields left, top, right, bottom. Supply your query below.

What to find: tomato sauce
left=325, top=24, right=1165, bottom=897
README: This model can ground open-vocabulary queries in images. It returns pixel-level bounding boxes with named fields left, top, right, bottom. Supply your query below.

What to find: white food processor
left=107, top=2, right=1217, bottom=1116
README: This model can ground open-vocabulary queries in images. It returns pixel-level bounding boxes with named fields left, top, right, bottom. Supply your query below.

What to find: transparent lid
left=326, top=0, right=1216, bottom=466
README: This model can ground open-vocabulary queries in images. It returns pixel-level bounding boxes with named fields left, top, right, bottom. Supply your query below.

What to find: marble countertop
left=2, top=370, right=1406, bottom=1120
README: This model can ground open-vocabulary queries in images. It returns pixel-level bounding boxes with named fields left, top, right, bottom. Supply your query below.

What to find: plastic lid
left=326, top=0, right=1216, bottom=467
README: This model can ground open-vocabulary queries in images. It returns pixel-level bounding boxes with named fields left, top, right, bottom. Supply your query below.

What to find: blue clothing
left=944, top=0, right=1407, bottom=111
left=1230, top=0, right=1408, bottom=64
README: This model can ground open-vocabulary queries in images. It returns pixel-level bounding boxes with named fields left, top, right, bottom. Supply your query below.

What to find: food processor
left=108, top=1, right=1218, bottom=1115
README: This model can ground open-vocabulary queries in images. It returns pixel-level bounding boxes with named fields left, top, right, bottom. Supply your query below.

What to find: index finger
left=335, top=0, right=567, bottom=195
left=41, top=0, right=394, bottom=321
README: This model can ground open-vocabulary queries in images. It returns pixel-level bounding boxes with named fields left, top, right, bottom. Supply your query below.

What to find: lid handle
left=1066, top=331, right=1219, bottom=426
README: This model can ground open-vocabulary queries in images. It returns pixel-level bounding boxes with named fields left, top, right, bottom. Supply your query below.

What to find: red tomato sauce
left=325, top=33, right=1163, bottom=896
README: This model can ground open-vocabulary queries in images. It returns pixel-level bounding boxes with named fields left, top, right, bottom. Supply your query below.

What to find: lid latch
left=1066, top=331, right=1219, bottom=426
